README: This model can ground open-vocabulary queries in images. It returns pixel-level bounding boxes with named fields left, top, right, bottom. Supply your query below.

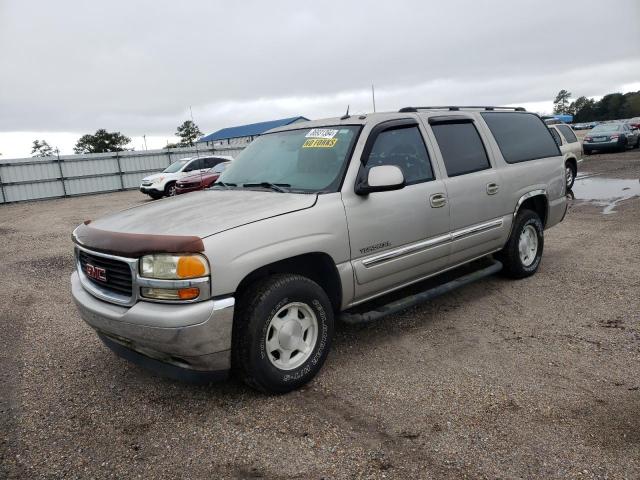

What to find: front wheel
left=232, top=274, right=334, bottom=394
left=497, top=209, right=544, bottom=279
left=164, top=182, right=176, bottom=197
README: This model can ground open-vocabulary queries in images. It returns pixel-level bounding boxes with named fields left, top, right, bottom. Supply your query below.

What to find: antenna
left=341, top=105, right=350, bottom=120
left=372, top=84, right=376, bottom=112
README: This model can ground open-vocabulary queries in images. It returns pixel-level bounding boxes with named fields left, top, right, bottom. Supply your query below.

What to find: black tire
left=618, top=139, right=626, bottom=152
left=164, top=182, right=176, bottom=197
left=148, top=192, right=163, bottom=200
left=584, top=149, right=592, bottom=155
left=634, top=137, right=639, bottom=149
left=496, top=209, right=544, bottom=279
left=232, top=274, right=334, bottom=394
left=565, top=161, right=576, bottom=190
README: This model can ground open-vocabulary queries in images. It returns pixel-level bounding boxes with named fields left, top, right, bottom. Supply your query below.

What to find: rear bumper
left=583, top=140, right=621, bottom=151
left=71, top=271, right=234, bottom=376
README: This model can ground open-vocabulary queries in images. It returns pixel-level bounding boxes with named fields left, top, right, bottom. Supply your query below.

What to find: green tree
left=175, top=120, right=203, bottom=147
left=74, top=129, right=131, bottom=154
left=553, top=89, right=572, bottom=114
left=31, top=139, right=54, bottom=157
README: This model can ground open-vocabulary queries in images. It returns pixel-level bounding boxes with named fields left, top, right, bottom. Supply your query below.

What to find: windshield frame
left=217, top=124, right=363, bottom=194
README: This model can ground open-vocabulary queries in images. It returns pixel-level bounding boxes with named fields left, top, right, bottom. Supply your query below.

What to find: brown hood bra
left=72, top=222, right=204, bottom=257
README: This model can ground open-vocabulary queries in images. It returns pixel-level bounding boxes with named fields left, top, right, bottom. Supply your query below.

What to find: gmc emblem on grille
left=85, top=264, right=107, bottom=282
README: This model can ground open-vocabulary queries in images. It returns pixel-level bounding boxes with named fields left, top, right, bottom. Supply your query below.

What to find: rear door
left=343, top=119, right=451, bottom=301
left=425, top=115, right=508, bottom=265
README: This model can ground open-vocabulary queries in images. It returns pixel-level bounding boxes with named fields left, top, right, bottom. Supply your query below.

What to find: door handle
left=429, top=193, right=447, bottom=208
left=486, top=183, right=499, bottom=195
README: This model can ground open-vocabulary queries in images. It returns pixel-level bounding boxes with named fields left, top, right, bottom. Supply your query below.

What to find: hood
left=89, top=189, right=318, bottom=238
left=142, top=172, right=167, bottom=182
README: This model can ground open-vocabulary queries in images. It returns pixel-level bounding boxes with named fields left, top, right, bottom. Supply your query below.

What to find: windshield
left=591, top=124, right=622, bottom=133
left=163, top=160, right=189, bottom=173
left=218, top=126, right=360, bottom=192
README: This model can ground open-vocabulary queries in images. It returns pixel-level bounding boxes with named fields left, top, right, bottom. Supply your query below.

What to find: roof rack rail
left=399, top=106, right=526, bottom=113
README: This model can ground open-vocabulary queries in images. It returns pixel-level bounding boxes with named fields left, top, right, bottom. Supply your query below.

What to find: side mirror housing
left=355, top=165, right=405, bottom=195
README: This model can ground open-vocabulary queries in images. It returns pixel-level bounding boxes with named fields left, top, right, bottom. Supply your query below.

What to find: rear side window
left=557, top=125, right=578, bottom=143
left=431, top=122, right=490, bottom=177
left=366, top=126, right=434, bottom=184
left=481, top=112, right=560, bottom=163
left=549, top=127, right=562, bottom=146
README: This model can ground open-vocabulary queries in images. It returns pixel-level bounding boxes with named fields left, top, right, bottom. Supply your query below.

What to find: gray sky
left=1, top=0, right=639, bottom=157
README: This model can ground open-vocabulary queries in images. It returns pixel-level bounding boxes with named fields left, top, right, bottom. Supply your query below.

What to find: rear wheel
left=497, top=209, right=544, bottom=279
left=565, top=162, right=576, bottom=190
left=232, top=274, right=334, bottom=394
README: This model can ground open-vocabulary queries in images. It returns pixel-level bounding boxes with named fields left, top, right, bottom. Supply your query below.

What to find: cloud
left=0, top=0, right=638, bottom=157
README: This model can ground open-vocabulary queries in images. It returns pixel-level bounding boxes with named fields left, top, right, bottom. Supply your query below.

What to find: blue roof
left=198, top=116, right=309, bottom=142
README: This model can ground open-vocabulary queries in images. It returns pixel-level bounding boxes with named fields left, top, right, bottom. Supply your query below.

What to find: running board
left=339, top=260, right=503, bottom=325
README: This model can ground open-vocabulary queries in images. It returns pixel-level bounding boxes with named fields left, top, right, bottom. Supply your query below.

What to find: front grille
left=78, top=250, right=133, bottom=296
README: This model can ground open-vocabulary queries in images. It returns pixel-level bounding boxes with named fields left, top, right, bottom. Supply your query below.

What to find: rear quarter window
left=481, top=112, right=561, bottom=163
left=557, top=124, right=578, bottom=143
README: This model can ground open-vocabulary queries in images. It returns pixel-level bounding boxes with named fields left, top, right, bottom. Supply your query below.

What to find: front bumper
left=175, top=184, right=203, bottom=195
left=139, top=185, right=163, bottom=194
left=71, top=271, right=234, bottom=377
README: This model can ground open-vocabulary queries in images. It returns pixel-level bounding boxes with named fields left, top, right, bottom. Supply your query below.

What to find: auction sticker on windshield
left=305, top=128, right=338, bottom=139
left=303, top=138, right=338, bottom=148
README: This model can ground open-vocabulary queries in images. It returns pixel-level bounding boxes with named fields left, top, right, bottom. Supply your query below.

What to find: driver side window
left=184, top=159, right=203, bottom=172
left=366, top=126, right=434, bottom=185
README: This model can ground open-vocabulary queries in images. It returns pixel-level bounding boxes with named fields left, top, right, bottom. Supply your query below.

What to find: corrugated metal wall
left=0, top=145, right=245, bottom=204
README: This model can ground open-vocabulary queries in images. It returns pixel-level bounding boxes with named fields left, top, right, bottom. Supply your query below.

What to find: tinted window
left=431, top=122, right=490, bottom=177
left=184, top=159, right=203, bottom=172
left=481, top=112, right=560, bottom=163
left=549, top=127, right=562, bottom=146
left=366, top=126, right=433, bottom=184
left=557, top=125, right=578, bottom=143
left=202, top=157, right=222, bottom=168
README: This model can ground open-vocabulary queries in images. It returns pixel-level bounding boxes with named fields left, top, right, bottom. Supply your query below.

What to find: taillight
left=585, top=136, right=592, bottom=141
left=610, top=134, right=619, bottom=139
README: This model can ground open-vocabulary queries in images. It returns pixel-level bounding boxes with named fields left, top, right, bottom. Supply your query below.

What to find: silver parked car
left=71, top=106, right=567, bottom=393
left=583, top=123, right=639, bottom=154
left=548, top=123, right=583, bottom=189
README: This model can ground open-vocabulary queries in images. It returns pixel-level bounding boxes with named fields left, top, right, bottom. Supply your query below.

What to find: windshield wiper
left=211, top=181, right=237, bottom=189
left=242, top=182, right=291, bottom=193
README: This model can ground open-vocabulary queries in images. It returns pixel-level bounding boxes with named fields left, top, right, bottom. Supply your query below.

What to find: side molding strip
left=362, top=218, right=504, bottom=268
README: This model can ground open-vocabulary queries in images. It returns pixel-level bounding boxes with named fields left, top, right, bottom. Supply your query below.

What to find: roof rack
left=399, top=106, right=526, bottom=113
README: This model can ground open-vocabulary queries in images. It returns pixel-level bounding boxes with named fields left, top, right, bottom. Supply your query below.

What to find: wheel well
left=519, top=195, right=548, bottom=227
left=565, top=157, right=577, bottom=171
left=235, top=253, right=342, bottom=312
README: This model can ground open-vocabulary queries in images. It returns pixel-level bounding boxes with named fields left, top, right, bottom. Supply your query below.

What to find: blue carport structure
left=198, top=116, right=309, bottom=145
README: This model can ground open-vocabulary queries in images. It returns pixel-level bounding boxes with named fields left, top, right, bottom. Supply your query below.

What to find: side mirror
left=355, top=165, right=405, bottom=195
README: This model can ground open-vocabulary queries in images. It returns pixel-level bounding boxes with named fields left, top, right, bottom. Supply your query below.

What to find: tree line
left=30, top=120, right=203, bottom=157
left=553, top=89, right=640, bottom=123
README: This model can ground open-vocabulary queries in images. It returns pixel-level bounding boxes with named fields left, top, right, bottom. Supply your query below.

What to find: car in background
left=571, top=123, right=590, bottom=130
left=548, top=124, right=582, bottom=189
left=625, top=117, right=640, bottom=130
left=175, top=161, right=231, bottom=195
left=583, top=123, right=639, bottom=154
left=139, top=156, right=233, bottom=199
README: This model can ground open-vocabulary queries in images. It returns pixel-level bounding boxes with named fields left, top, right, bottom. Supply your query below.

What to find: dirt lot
left=1, top=149, right=639, bottom=479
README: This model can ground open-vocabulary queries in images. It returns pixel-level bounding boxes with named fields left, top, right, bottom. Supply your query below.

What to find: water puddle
left=571, top=174, right=640, bottom=214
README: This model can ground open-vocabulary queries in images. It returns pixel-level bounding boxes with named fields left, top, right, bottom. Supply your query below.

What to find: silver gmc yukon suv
left=71, top=106, right=567, bottom=393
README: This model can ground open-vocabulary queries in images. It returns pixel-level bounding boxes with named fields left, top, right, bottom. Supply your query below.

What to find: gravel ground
left=1, top=149, right=639, bottom=479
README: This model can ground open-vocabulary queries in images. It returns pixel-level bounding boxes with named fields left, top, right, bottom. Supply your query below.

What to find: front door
left=343, top=120, right=451, bottom=302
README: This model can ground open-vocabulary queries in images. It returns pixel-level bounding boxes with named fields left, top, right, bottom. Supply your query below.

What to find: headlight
left=152, top=176, right=165, bottom=184
left=140, top=254, right=209, bottom=279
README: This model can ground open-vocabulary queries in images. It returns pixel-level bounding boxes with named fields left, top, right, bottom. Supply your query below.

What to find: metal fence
left=0, top=144, right=245, bottom=204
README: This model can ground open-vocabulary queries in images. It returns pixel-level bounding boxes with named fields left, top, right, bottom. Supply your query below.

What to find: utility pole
left=372, top=84, right=376, bottom=113
left=143, top=135, right=148, bottom=151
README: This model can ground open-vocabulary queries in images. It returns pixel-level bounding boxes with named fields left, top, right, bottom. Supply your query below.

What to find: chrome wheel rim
left=566, top=166, right=574, bottom=187
left=518, top=225, right=538, bottom=267
left=168, top=185, right=176, bottom=196
left=265, top=302, right=318, bottom=371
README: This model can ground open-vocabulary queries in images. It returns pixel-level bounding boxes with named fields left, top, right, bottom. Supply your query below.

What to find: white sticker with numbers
left=305, top=128, right=339, bottom=139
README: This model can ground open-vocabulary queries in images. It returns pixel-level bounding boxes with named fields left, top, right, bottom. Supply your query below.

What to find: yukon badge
left=86, top=264, right=107, bottom=282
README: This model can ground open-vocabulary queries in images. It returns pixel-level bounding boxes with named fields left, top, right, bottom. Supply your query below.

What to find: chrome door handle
left=429, top=193, right=447, bottom=208
left=486, top=183, right=499, bottom=195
